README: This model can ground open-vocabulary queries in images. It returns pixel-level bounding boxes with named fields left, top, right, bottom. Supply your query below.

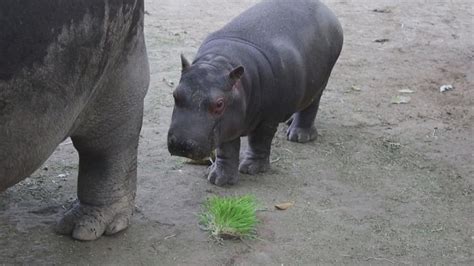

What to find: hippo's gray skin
left=168, top=0, right=343, bottom=186
left=0, top=0, right=149, bottom=240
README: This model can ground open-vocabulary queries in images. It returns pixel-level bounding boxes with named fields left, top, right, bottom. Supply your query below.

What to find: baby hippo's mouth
left=168, top=134, right=213, bottom=161
left=185, top=150, right=212, bottom=162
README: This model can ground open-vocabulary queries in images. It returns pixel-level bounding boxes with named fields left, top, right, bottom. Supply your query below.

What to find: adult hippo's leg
left=239, top=122, right=278, bottom=175
left=56, top=129, right=140, bottom=240
left=55, top=40, right=149, bottom=241
left=287, top=82, right=327, bottom=143
left=56, top=83, right=147, bottom=240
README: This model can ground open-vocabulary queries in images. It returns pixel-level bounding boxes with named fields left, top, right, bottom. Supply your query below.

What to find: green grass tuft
left=199, top=195, right=259, bottom=240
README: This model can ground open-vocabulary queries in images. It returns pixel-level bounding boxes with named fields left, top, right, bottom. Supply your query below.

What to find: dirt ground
left=1, top=0, right=473, bottom=265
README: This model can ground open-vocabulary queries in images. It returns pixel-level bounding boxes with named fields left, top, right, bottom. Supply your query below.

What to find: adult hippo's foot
left=55, top=195, right=134, bottom=241
left=54, top=124, right=140, bottom=241
left=54, top=50, right=148, bottom=240
left=55, top=120, right=141, bottom=241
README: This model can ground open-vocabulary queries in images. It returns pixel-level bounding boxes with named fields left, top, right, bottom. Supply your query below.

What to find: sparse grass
left=199, top=195, right=259, bottom=240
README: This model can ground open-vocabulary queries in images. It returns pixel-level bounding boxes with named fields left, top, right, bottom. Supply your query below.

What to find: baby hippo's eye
left=210, top=98, right=225, bottom=116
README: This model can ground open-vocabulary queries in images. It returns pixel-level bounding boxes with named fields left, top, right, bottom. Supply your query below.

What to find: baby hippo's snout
left=167, top=133, right=210, bottom=161
left=168, top=133, right=196, bottom=157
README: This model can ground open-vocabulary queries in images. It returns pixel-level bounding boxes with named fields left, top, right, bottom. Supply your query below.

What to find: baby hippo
left=168, top=0, right=343, bottom=186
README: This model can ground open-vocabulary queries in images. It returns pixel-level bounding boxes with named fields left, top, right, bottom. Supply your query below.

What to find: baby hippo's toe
left=208, top=163, right=239, bottom=186
left=239, top=158, right=270, bottom=175
left=287, top=126, right=317, bottom=143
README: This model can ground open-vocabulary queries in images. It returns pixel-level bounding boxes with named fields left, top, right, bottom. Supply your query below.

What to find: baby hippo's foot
left=208, top=162, right=239, bottom=186
left=287, top=125, right=317, bottom=143
left=55, top=195, right=134, bottom=241
left=239, top=157, right=270, bottom=175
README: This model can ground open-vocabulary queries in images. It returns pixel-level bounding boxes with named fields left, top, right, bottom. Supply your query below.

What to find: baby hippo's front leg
left=239, top=122, right=278, bottom=175
left=208, top=138, right=241, bottom=186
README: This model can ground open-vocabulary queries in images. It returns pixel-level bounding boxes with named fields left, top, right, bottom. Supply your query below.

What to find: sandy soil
left=1, top=0, right=473, bottom=265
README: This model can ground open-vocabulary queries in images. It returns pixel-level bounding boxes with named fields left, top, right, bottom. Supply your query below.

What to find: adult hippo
left=168, top=0, right=343, bottom=186
left=0, top=0, right=149, bottom=240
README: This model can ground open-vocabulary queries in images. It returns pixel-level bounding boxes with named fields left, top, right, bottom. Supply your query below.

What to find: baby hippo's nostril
left=185, top=139, right=197, bottom=150
left=168, top=134, right=177, bottom=146
left=168, top=133, right=197, bottom=155
left=167, top=133, right=182, bottom=156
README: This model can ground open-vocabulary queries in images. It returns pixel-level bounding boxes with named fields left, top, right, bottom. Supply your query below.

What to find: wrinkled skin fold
left=0, top=0, right=149, bottom=240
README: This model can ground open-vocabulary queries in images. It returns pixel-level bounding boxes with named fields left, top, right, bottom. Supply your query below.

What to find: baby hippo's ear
left=229, top=66, right=245, bottom=82
left=181, top=54, right=191, bottom=72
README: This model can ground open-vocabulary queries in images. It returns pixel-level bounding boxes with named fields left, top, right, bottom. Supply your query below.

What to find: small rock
left=391, top=95, right=411, bottom=104
left=440, top=84, right=454, bottom=93
left=374, top=38, right=390, bottom=43
left=275, top=202, right=294, bottom=210
left=398, top=89, right=414, bottom=94
left=384, top=141, right=401, bottom=151
left=372, top=8, right=392, bottom=13
left=162, top=78, right=175, bottom=88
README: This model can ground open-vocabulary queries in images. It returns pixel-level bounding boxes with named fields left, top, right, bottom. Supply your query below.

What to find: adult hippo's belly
left=0, top=0, right=149, bottom=240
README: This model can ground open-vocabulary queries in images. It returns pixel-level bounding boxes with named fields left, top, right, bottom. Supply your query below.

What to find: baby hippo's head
left=167, top=55, right=244, bottom=160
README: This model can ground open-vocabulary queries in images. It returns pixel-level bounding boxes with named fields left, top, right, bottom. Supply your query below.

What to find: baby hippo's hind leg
left=239, top=122, right=278, bottom=175
left=287, top=87, right=325, bottom=143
